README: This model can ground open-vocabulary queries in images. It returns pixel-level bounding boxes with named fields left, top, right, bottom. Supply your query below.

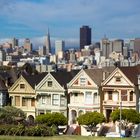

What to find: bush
left=36, top=112, right=67, bottom=126
left=0, top=124, right=57, bottom=136
left=111, top=109, right=140, bottom=124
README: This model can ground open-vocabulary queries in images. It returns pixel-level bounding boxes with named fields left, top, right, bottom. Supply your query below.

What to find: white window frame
left=85, top=92, right=92, bottom=104
left=52, top=94, right=59, bottom=106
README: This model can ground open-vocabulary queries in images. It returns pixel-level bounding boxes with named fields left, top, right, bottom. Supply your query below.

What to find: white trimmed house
left=102, top=66, right=140, bottom=121
left=67, top=68, right=115, bottom=124
left=35, top=71, right=78, bottom=117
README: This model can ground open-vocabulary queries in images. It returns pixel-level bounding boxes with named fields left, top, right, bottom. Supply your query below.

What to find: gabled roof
left=119, top=65, right=140, bottom=85
left=22, top=72, right=47, bottom=88
left=84, top=67, right=115, bottom=86
left=51, top=70, right=79, bottom=88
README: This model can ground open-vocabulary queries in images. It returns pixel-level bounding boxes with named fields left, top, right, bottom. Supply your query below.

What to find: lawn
left=0, top=136, right=138, bottom=140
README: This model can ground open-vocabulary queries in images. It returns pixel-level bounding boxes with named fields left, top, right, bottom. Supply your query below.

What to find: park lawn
left=0, top=135, right=137, bottom=140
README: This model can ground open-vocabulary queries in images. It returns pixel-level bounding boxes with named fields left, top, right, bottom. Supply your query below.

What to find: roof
left=51, top=70, right=80, bottom=88
left=22, top=72, right=47, bottom=88
left=119, top=65, right=140, bottom=85
left=84, top=67, right=115, bottom=86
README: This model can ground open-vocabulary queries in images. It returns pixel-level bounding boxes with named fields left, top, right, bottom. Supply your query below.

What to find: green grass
left=0, top=135, right=138, bottom=140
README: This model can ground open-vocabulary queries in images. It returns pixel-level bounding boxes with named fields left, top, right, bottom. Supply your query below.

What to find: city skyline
left=0, top=0, right=140, bottom=46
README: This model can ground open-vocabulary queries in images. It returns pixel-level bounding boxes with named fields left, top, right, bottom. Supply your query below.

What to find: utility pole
left=120, top=101, right=122, bottom=137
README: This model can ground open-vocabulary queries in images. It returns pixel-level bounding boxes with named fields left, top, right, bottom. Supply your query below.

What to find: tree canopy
left=36, top=112, right=67, bottom=126
left=0, top=106, right=26, bottom=124
left=77, top=112, right=105, bottom=126
left=110, top=109, right=140, bottom=124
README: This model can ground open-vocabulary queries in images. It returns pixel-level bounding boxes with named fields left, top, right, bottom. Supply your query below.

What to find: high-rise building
left=11, top=38, right=18, bottom=48
left=55, top=40, right=65, bottom=54
left=24, top=38, right=32, bottom=53
left=0, top=49, right=6, bottom=61
left=112, top=39, right=124, bottom=53
left=134, top=38, right=140, bottom=57
left=45, top=30, right=51, bottom=55
left=101, top=37, right=113, bottom=58
left=80, top=25, right=91, bottom=50
left=38, top=46, right=46, bottom=56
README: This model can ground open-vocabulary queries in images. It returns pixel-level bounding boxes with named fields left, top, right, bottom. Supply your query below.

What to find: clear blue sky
left=0, top=0, right=140, bottom=41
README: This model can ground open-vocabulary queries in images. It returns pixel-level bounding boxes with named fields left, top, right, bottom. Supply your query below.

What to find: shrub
left=36, top=112, right=67, bottom=126
left=111, top=109, right=140, bottom=124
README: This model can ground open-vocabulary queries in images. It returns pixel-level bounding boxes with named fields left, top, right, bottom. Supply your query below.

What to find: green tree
left=111, top=109, right=140, bottom=124
left=77, top=112, right=105, bottom=135
left=36, top=112, right=67, bottom=126
left=0, top=106, right=26, bottom=124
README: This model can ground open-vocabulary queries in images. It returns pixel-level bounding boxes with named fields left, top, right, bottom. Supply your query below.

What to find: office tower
left=38, top=46, right=46, bottom=56
left=112, top=39, right=124, bottom=53
left=55, top=40, right=65, bottom=54
left=101, top=37, right=113, bottom=58
left=24, top=38, right=32, bottom=53
left=45, top=30, right=51, bottom=55
left=134, top=38, right=140, bottom=57
left=11, top=38, right=18, bottom=48
left=80, top=25, right=91, bottom=50
left=0, top=49, right=6, bottom=61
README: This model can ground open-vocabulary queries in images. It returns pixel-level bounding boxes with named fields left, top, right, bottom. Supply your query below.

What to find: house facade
left=102, top=66, right=140, bottom=121
left=8, top=73, right=46, bottom=119
left=35, top=71, right=78, bottom=117
left=67, top=69, right=103, bottom=124
left=35, top=72, right=67, bottom=116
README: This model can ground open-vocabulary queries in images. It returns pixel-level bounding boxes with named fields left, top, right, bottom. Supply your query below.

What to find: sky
left=0, top=0, right=140, bottom=47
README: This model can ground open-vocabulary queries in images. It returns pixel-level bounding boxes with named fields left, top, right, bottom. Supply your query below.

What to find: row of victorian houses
left=1, top=65, right=140, bottom=124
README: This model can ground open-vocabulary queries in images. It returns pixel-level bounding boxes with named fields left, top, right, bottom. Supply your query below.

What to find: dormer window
left=48, top=81, right=52, bottom=87
left=20, top=84, right=25, bottom=89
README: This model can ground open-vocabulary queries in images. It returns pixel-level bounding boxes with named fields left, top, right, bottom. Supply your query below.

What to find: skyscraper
left=80, top=25, right=91, bottom=50
left=55, top=40, right=65, bottom=54
left=134, top=38, right=140, bottom=57
left=45, top=30, right=51, bottom=55
left=24, top=38, right=32, bottom=53
left=38, top=46, right=46, bottom=56
left=11, top=38, right=18, bottom=48
left=112, top=39, right=124, bottom=53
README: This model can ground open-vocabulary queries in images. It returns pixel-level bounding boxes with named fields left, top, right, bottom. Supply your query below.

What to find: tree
left=77, top=112, right=105, bottom=135
left=111, top=109, right=140, bottom=124
left=0, top=106, right=26, bottom=124
left=36, top=112, right=67, bottom=126
left=51, top=112, right=67, bottom=126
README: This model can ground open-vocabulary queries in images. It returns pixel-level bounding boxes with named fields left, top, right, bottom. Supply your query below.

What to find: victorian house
left=67, top=68, right=115, bottom=124
left=8, top=73, right=46, bottom=119
left=102, top=66, right=140, bottom=121
left=35, top=70, right=79, bottom=117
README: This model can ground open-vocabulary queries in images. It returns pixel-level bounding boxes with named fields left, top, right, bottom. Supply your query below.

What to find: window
left=85, top=92, right=92, bottom=104
left=20, top=84, right=25, bottom=89
left=60, top=96, right=65, bottom=106
left=31, top=98, right=35, bottom=106
left=74, top=93, right=78, bottom=96
left=52, top=94, right=59, bottom=106
left=22, top=98, right=27, bottom=106
left=15, top=96, right=20, bottom=106
left=121, top=90, right=127, bottom=101
left=93, top=92, right=98, bottom=103
left=116, top=77, right=121, bottom=82
left=108, top=91, right=112, bottom=100
left=80, top=77, right=86, bottom=86
left=48, top=81, right=52, bottom=87
left=42, top=96, right=46, bottom=104
left=130, top=91, right=133, bottom=101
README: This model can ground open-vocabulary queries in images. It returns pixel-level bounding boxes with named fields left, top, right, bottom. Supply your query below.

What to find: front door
left=106, top=109, right=112, bottom=122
